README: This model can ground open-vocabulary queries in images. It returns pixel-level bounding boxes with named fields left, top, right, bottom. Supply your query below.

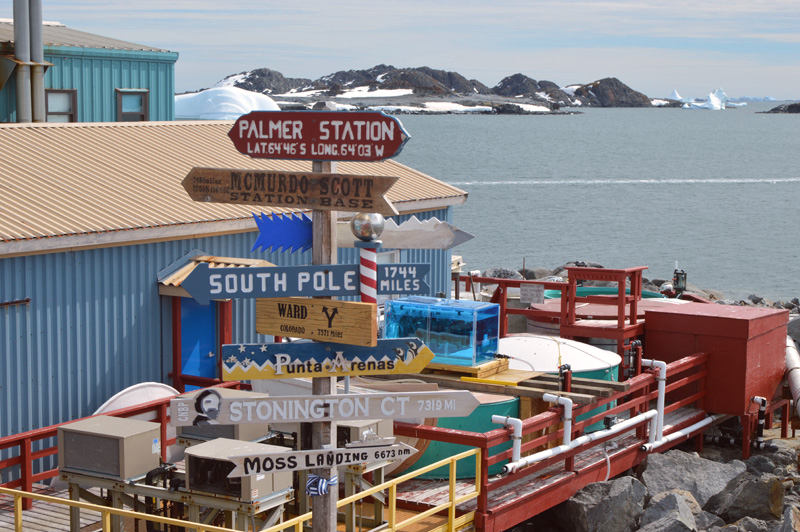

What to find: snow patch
left=215, top=73, right=250, bottom=88
left=175, top=86, right=279, bottom=120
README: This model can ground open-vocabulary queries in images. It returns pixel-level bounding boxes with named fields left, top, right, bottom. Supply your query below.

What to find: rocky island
left=208, top=64, right=659, bottom=113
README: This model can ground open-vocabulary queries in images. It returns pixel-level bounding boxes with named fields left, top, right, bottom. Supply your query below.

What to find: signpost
left=170, top=390, right=481, bottom=426
left=222, top=337, right=435, bottom=380
left=256, top=297, right=377, bottom=347
left=180, top=262, right=430, bottom=305
left=182, top=168, right=399, bottom=216
left=227, top=111, right=410, bottom=162
left=227, top=441, right=417, bottom=478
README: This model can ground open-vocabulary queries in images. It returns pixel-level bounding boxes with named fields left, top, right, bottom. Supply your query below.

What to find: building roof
left=0, top=18, right=172, bottom=53
left=0, top=120, right=468, bottom=257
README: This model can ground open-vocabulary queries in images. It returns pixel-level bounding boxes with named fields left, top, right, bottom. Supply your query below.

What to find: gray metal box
left=58, top=415, right=161, bottom=480
left=184, top=438, right=292, bottom=502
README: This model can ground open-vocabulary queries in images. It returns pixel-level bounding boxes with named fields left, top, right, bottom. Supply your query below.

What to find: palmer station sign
left=228, top=111, right=410, bottom=162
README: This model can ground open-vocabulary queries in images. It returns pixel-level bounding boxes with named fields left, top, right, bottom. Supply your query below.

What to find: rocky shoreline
left=521, top=432, right=800, bottom=532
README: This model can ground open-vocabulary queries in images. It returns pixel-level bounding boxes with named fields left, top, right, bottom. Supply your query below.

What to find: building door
left=180, top=297, right=217, bottom=390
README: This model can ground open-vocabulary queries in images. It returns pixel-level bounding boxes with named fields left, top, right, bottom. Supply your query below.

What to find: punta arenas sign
left=222, top=337, right=434, bottom=380
left=228, top=111, right=410, bottom=162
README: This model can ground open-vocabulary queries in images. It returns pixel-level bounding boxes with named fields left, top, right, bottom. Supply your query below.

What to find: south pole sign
left=227, top=442, right=417, bottom=477
left=222, top=337, right=435, bottom=380
left=228, top=111, right=410, bottom=162
left=180, top=262, right=430, bottom=305
left=169, top=390, right=481, bottom=426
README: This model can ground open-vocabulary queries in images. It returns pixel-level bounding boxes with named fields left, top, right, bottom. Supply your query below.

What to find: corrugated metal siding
left=44, top=49, right=176, bottom=122
left=0, top=208, right=455, bottom=480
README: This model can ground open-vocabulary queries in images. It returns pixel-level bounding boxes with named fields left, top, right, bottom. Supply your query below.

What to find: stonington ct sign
left=228, top=111, right=410, bottom=162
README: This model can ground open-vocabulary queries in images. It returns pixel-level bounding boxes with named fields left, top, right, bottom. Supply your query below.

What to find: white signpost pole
left=311, top=157, right=338, bottom=532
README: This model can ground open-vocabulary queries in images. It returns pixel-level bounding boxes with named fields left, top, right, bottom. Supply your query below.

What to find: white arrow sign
left=170, top=390, right=480, bottom=427
left=228, top=441, right=417, bottom=477
left=336, top=215, right=474, bottom=249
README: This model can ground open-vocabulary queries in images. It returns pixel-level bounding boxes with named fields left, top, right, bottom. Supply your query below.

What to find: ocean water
left=393, top=102, right=800, bottom=301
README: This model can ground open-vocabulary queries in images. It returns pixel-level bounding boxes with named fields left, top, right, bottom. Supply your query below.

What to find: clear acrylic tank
left=384, top=296, right=500, bottom=366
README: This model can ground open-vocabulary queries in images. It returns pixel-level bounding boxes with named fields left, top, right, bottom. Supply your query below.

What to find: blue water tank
left=384, top=296, right=500, bottom=366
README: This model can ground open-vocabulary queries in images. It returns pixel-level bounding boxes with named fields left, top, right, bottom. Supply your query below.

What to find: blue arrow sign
left=182, top=263, right=431, bottom=305
left=377, top=264, right=430, bottom=295
left=222, top=337, right=435, bottom=380
left=251, top=212, right=312, bottom=254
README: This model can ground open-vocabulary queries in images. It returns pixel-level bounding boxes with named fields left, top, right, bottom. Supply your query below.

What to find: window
left=116, top=89, right=149, bottom=122
left=45, top=89, right=77, bottom=122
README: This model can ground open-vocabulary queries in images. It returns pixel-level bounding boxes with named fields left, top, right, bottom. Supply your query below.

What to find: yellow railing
left=0, top=447, right=481, bottom=532
left=0, top=486, right=234, bottom=532
left=267, top=447, right=481, bottom=532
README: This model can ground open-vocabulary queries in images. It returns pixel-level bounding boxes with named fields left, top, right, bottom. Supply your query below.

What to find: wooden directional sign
left=182, top=167, right=399, bottom=216
left=228, top=441, right=417, bottom=477
left=228, top=110, right=410, bottom=162
left=222, top=337, right=434, bottom=380
left=181, top=263, right=430, bottom=305
left=256, top=297, right=377, bottom=347
left=169, top=390, right=481, bottom=426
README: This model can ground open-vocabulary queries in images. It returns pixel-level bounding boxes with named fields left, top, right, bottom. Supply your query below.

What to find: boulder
left=725, top=516, right=775, bottom=532
left=482, top=267, right=524, bottom=280
left=635, top=516, right=694, bottom=531
left=774, top=505, right=800, bottom=532
left=636, top=450, right=747, bottom=506
left=520, top=267, right=553, bottom=280
left=639, top=492, right=697, bottom=530
left=788, top=317, right=800, bottom=346
left=704, top=473, right=784, bottom=522
left=559, top=476, right=647, bottom=532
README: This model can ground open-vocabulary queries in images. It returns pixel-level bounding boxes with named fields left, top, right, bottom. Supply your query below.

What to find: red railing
left=0, top=381, right=246, bottom=509
left=395, top=353, right=712, bottom=532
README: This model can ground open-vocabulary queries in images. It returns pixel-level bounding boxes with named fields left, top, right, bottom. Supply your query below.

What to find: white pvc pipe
left=542, top=393, right=573, bottom=446
left=502, top=409, right=659, bottom=474
left=641, top=358, right=666, bottom=441
left=491, top=415, right=523, bottom=463
left=641, top=413, right=726, bottom=452
left=785, top=336, right=800, bottom=419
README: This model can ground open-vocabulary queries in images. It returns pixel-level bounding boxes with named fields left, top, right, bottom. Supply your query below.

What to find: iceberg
left=669, top=89, right=683, bottom=101
left=175, top=86, right=279, bottom=120
left=682, top=88, right=745, bottom=110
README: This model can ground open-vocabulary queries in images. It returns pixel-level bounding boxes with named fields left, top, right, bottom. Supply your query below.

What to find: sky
left=6, top=0, right=800, bottom=100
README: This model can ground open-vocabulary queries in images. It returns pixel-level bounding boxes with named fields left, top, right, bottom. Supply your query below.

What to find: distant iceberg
left=682, top=88, right=746, bottom=110
left=669, top=89, right=684, bottom=101
left=175, top=87, right=279, bottom=120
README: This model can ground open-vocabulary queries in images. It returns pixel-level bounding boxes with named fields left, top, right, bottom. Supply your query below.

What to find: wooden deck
left=0, top=485, right=102, bottom=532
left=396, top=406, right=706, bottom=513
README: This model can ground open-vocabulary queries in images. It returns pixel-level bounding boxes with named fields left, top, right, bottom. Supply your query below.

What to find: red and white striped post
left=356, top=241, right=381, bottom=303
left=350, top=213, right=385, bottom=304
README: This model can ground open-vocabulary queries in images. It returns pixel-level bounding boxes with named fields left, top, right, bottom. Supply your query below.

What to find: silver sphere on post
left=350, top=212, right=385, bottom=242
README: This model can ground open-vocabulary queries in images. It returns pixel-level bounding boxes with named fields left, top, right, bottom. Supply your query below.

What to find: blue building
left=0, top=120, right=467, bottom=470
left=0, top=17, right=177, bottom=122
